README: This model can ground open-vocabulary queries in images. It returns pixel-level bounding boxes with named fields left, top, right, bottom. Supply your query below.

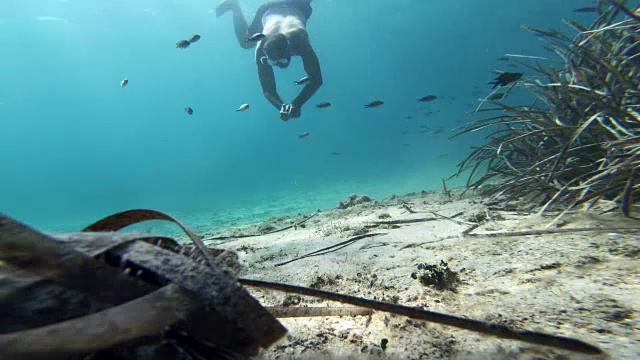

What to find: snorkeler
left=216, top=0, right=323, bottom=121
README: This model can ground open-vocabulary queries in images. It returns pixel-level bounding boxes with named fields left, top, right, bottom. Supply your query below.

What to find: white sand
left=198, top=190, right=638, bottom=359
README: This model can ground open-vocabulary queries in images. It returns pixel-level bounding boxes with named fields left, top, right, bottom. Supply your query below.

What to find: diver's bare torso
left=261, top=14, right=308, bottom=55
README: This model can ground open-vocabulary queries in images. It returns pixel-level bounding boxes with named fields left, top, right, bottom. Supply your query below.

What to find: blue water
left=0, top=0, right=596, bottom=232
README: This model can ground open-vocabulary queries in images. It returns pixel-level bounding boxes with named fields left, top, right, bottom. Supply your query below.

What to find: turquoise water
left=0, top=0, right=596, bottom=232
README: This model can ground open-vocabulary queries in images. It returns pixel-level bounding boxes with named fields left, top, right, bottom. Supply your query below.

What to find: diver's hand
left=280, top=104, right=291, bottom=121
left=280, top=104, right=301, bottom=121
left=215, top=0, right=238, bottom=17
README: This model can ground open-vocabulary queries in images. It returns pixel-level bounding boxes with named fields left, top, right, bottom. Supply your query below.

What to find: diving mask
left=261, top=55, right=290, bottom=67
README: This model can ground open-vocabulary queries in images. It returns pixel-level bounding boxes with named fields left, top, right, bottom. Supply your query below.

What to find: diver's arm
left=256, top=48, right=285, bottom=110
left=292, top=41, right=322, bottom=109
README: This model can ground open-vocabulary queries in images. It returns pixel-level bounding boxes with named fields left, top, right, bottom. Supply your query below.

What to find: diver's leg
left=216, top=0, right=252, bottom=48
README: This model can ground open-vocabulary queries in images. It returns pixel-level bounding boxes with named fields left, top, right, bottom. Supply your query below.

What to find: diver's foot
left=215, top=0, right=238, bottom=17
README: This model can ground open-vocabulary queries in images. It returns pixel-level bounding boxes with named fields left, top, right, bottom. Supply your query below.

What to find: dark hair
left=263, top=33, right=289, bottom=60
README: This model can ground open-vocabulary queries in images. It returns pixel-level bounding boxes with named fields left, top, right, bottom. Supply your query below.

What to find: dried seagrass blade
left=239, top=279, right=604, bottom=356
left=0, top=232, right=179, bottom=333
left=79, top=239, right=288, bottom=356
left=266, top=306, right=374, bottom=318
left=0, top=262, right=107, bottom=333
left=82, top=209, right=220, bottom=272
left=82, top=209, right=194, bottom=233
left=51, top=231, right=180, bottom=257
left=0, top=213, right=155, bottom=307
left=0, top=284, right=198, bottom=360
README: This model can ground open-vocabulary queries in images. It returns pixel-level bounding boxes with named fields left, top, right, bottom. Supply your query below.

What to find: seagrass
left=451, top=0, right=640, bottom=217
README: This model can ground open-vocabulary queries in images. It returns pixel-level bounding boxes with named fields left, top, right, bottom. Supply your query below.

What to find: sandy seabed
left=189, top=189, right=639, bottom=360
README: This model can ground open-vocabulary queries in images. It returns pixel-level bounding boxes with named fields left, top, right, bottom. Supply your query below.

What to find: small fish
left=176, top=40, right=191, bottom=49
left=572, top=7, right=597, bottom=13
left=331, top=151, right=341, bottom=156
left=405, top=115, right=413, bottom=119
left=246, top=33, right=266, bottom=43
left=507, top=63, right=519, bottom=68
left=487, top=92, right=507, bottom=100
left=298, top=131, right=310, bottom=139
left=120, top=79, right=128, bottom=87
left=236, top=103, right=249, bottom=112
left=437, top=153, right=449, bottom=158
left=488, top=72, right=523, bottom=88
left=423, top=111, right=433, bottom=116
left=189, top=34, right=201, bottom=43
left=316, top=101, right=331, bottom=109
left=417, top=95, right=438, bottom=102
left=497, top=57, right=510, bottom=61
left=184, top=107, right=193, bottom=115
left=365, top=100, right=384, bottom=108
left=294, top=76, right=310, bottom=85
